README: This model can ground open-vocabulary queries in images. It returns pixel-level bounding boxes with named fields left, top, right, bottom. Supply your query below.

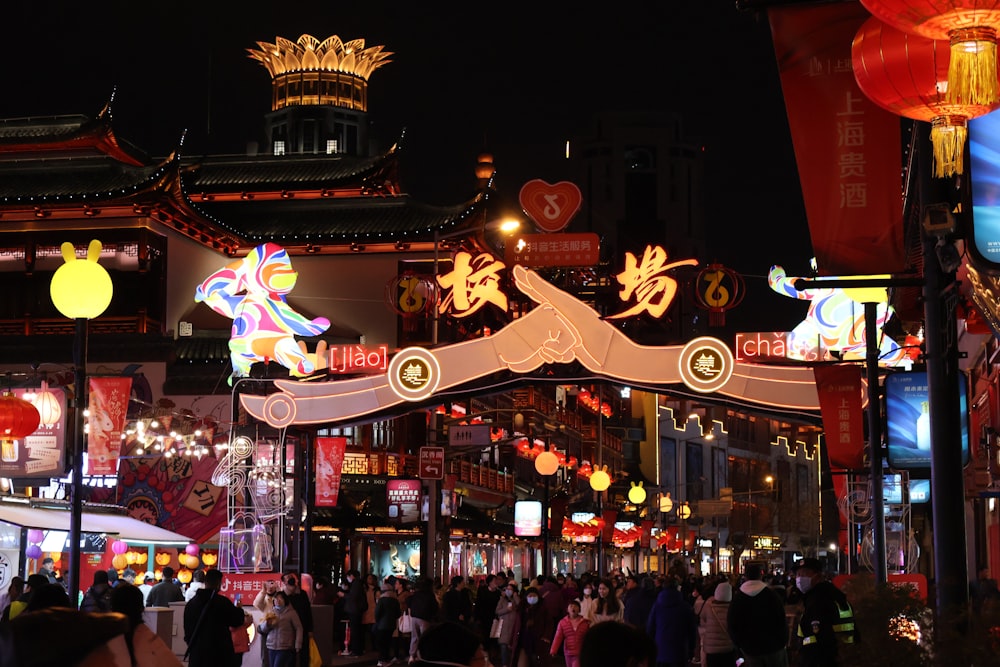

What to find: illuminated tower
left=248, top=34, right=392, bottom=157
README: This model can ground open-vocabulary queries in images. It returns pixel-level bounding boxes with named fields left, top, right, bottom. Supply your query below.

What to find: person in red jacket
left=550, top=600, right=590, bottom=667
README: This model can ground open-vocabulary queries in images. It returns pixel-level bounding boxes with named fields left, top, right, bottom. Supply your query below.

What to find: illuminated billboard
left=885, top=372, right=969, bottom=469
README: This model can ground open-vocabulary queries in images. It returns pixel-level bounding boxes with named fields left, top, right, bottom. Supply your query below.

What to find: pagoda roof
left=187, top=193, right=486, bottom=244
left=181, top=151, right=393, bottom=194
left=0, top=109, right=149, bottom=166
left=0, top=154, right=169, bottom=202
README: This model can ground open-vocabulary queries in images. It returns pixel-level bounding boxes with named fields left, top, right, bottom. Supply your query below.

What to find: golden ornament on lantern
left=184, top=554, right=200, bottom=569
left=860, top=0, right=1000, bottom=107
left=177, top=569, right=192, bottom=585
left=155, top=552, right=171, bottom=566
left=852, top=16, right=1000, bottom=177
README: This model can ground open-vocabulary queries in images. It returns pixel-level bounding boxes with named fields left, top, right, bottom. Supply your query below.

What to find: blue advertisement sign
left=969, top=113, right=1000, bottom=266
left=885, top=371, right=969, bottom=469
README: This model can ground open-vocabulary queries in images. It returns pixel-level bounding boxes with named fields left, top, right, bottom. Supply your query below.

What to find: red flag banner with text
left=87, top=377, right=132, bottom=475
left=315, top=436, right=347, bottom=507
left=814, top=365, right=865, bottom=469
left=769, top=3, right=905, bottom=276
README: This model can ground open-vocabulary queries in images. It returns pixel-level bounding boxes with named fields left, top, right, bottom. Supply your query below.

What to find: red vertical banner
left=87, top=377, right=132, bottom=475
left=639, top=520, right=655, bottom=548
left=315, top=436, right=347, bottom=507
left=769, top=3, right=905, bottom=276
left=814, top=365, right=866, bottom=469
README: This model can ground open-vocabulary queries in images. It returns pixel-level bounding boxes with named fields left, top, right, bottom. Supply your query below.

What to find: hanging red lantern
left=0, top=391, right=40, bottom=461
left=694, top=264, right=745, bottom=327
left=385, top=272, right=436, bottom=332
left=860, top=0, right=1000, bottom=107
left=852, top=16, right=1000, bottom=177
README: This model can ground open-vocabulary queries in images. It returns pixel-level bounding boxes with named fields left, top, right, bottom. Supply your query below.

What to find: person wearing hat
left=727, top=563, right=789, bottom=667
left=699, top=581, right=736, bottom=667
left=139, top=572, right=155, bottom=605
left=794, top=558, right=857, bottom=667
left=8, top=573, right=50, bottom=619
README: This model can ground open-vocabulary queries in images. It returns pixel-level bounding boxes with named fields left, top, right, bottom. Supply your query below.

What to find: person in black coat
left=406, top=577, right=440, bottom=661
left=727, top=564, right=789, bottom=667
left=442, top=576, right=473, bottom=626
left=183, top=569, right=246, bottom=667
left=283, top=572, right=314, bottom=667
left=343, top=569, right=368, bottom=657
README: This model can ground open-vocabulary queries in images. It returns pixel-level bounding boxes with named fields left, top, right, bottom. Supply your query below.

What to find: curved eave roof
left=0, top=155, right=171, bottom=202
left=189, top=195, right=485, bottom=243
left=0, top=114, right=150, bottom=166
left=181, top=152, right=393, bottom=194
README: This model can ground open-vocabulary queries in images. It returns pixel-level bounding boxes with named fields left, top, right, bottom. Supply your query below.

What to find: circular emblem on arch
left=678, top=336, right=734, bottom=393
left=388, top=347, right=441, bottom=401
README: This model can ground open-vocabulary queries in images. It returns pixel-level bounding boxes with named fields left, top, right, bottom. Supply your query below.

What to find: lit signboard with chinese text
left=514, top=500, right=542, bottom=537
left=328, top=344, right=388, bottom=374
left=505, top=233, right=600, bottom=267
left=885, top=371, right=969, bottom=469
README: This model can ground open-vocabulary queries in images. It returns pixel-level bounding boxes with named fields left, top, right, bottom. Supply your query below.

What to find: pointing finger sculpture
left=195, top=243, right=330, bottom=383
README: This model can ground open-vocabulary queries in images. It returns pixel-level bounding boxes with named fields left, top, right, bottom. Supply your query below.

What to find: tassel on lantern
left=947, top=28, right=999, bottom=106
left=931, top=116, right=969, bottom=177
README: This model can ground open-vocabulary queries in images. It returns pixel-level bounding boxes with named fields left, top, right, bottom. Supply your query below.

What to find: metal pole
left=543, top=448, right=550, bottom=577
left=68, top=317, right=87, bottom=609
left=865, top=302, right=887, bottom=586
left=302, top=431, right=312, bottom=575
left=596, top=388, right=605, bottom=577
left=431, top=232, right=440, bottom=345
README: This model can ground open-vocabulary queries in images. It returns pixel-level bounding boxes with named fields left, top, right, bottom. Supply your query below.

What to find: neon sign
left=328, top=344, right=389, bottom=374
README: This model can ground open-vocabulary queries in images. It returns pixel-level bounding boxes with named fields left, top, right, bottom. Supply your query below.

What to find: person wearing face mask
left=513, top=587, right=554, bottom=667
left=577, top=583, right=598, bottom=623
left=794, top=559, right=857, bottom=667
left=494, top=584, right=521, bottom=667
left=258, top=590, right=303, bottom=667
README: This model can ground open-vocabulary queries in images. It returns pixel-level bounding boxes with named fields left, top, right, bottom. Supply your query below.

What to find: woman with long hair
left=590, top=579, right=623, bottom=624
left=110, top=583, right=183, bottom=667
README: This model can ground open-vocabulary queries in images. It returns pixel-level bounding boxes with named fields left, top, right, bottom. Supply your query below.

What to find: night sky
left=6, top=0, right=814, bottom=329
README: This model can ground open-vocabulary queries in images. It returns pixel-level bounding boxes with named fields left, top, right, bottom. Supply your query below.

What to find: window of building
left=685, top=442, right=705, bottom=500
left=274, top=140, right=286, bottom=156
left=326, top=139, right=339, bottom=154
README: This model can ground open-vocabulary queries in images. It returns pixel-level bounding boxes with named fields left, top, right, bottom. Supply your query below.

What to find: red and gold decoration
left=860, top=0, right=1000, bottom=106
left=386, top=271, right=435, bottom=332
left=853, top=16, right=1000, bottom=177
left=515, top=438, right=577, bottom=470
left=694, top=264, right=745, bottom=327
left=0, top=391, right=39, bottom=463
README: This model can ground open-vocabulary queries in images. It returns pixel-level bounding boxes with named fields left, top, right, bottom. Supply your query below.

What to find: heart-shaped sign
left=518, top=179, right=582, bottom=232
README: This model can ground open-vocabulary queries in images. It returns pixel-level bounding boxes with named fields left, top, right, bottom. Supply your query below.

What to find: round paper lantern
left=49, top=240, right=113, bottom=320
left=125, top=551, right=138, bottom=565
left=111, top=540, right=129, bottom=555
left=589, top=467, right=611, bottom=492
left=137, top=553, right=148, bottom=564
left=26, top=529, right=44, bottom=544
left=535, top=450, right=559, bottom=476
left=155, top=552, right=171, bottom=566
left=184, top=554, right=200, bottom=569
left=852, top=16, right=1000, bottom=177
left=185, top=543, right=200, bottom=557
left=177, top=569, right=192, bottom=584
left=27, top=381, right=62, bottom=428
left=628, top=482, right=647, bottom=505
left=860, top=0, right=1000, bottom=106
left=112, top=554, right=128, bottom=570
left=0, top=392, right=40, bottom=457
left=25, top=545, right=42, bottom=560
left=202, top=552, right=217, bottom=566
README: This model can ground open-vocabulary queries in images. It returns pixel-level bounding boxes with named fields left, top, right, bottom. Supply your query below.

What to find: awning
left=0, top=503, right=192, bottom=546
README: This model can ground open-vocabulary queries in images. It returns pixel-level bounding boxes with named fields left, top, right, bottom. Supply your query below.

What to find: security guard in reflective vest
left=794, top=557, right=857, bottom=667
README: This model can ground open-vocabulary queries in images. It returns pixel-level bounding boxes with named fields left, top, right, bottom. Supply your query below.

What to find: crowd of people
left=0, top=556, right=860, bottom=667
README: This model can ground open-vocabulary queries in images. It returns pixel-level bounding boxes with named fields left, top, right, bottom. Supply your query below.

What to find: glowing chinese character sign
left=609, top=245, right=698, bottom=319
left=437, top=251, right=508, bottom=317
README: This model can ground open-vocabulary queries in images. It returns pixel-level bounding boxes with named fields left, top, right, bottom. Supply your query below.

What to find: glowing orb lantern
left=185, top=543, right=200, bottom=557
left=177, top=569, right=192, bottom=584
left=628, top=482, right=647, bottom=505
left=111, top=540, right=129, bottom=555
left=111, top=554, right=128, bottom=570
left=49, top=240, right=113, bottom=320
left=535, top=451, right=559, bottom=476
left=27, top=382, right=61, bottom=428
left=25, top=545, right=42, bottom=560
left=589, top=466, right=611, bottom=492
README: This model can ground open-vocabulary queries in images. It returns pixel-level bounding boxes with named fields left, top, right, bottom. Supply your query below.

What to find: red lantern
left=852, top=16, right=1000, bottom=177
left=860, top=0, right=1000, bottom=106
left=0, top=392, right=40, bottom=461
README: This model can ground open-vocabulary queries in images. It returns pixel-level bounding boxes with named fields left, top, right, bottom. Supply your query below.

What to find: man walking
left=147, top=566, right=184, bottom=607
left=343, top=569, right=367, bottom=657
left=183, top=569, right=247, bottom=667
left=727, top=563, right=789, bottom=667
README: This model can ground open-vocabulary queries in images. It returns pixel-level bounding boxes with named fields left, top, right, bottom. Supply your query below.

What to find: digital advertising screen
left=909, top=478, right=931, bottom=503
left=885, top=371, right=970, bottom=469
left=514, top=500, right=542, bottom=537
left=969, top=112, right=1000, bottom=267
